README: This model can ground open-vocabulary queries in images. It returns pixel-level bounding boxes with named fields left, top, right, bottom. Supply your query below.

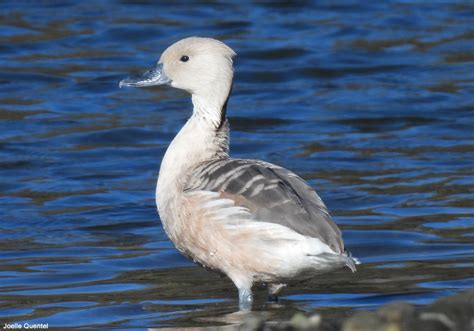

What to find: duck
left=120, top=37, right=359, bottom=311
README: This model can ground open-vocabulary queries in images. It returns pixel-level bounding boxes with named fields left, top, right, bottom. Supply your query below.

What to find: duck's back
left=184, top=158, right=344, bottom=254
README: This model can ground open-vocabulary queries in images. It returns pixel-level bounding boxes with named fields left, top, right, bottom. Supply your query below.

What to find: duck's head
left=120, top=37, right=236, bottom=111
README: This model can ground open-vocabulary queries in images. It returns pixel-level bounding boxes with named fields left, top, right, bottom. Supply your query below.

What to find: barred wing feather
left=184, top=158, right=344, bottom=254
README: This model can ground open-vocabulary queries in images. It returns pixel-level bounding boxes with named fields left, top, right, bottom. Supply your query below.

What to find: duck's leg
left=230, top=274, right=254, bottom=311
left=238, top=287, right=253, bottom=311
left=268, top=283, right=286, bottom=303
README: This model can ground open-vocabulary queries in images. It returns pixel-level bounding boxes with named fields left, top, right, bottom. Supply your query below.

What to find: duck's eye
left=180, top=55, right=189, bottom=62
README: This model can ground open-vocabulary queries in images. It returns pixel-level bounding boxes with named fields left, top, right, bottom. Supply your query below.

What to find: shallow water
left=1, top=1, right=473, bottom=329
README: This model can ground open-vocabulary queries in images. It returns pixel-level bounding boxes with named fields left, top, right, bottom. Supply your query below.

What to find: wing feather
left=185, top=158, right=344, bottom=254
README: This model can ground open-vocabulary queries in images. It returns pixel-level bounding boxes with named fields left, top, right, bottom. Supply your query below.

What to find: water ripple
left=0, top=0, right=473, bottom=329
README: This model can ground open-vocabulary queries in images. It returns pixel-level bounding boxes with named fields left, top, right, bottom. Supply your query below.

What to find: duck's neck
left=156, top=94, right=229, bottom=207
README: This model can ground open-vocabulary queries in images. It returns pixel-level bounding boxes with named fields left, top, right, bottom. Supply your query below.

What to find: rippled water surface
left=1, top=1, right=473, bottom=329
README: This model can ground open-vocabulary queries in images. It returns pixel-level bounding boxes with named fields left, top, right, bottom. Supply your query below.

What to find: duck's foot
left=268, top=293, right=279, bottom=303
left=267, top=283, right=286, bottom=303
left=238, top=287, right=253, bottom=311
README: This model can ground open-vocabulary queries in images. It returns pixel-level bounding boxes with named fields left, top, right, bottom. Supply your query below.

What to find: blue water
left=1, top=1, right=473, bottom=329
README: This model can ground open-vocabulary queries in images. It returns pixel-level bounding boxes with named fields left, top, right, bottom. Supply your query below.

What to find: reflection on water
left=1, top=1, right=473, bottom=329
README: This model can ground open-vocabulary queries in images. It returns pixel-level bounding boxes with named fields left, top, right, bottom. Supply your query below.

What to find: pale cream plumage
left=120, top=37, right=358, bottom=310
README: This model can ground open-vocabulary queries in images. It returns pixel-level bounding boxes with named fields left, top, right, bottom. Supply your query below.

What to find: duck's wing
left=184, top=158, right=344, bottom=254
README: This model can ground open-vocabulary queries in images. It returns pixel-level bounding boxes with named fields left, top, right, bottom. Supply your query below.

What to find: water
left=1, top=1, right=473, bottom=329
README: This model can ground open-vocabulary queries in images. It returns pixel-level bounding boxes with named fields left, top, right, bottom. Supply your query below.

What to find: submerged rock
left=235, top=289, right=474, bottom=331
left=409, top=289, right=474, bottom=331
left=342, top=311, right=387, bottom=331
left=289, top=312, right=322, bottom=330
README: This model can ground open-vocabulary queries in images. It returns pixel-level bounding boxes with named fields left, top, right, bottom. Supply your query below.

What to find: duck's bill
left=119, top=63, right=171, bottom=88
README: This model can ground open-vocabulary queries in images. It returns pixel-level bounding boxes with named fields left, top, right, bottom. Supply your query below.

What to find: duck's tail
left=343, top=249, right=360, bottom=273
